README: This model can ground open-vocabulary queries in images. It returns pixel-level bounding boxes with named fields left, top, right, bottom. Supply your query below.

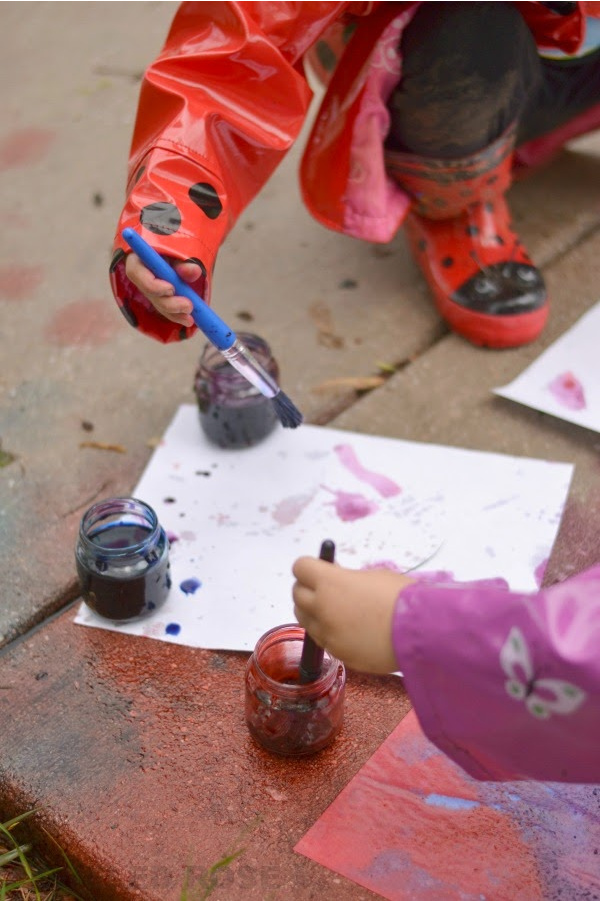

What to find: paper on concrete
left=494, top=301, right=600, bottom=433
left=295, top=710, right=598, bottom=901
left=74, top=404, right=573, bottom=651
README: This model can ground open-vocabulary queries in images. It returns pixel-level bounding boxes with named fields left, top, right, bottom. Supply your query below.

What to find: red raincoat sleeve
left=109, top=1, right=356, bottom=343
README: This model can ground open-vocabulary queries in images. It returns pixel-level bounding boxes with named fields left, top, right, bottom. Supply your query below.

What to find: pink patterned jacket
left=392, top=565, right=600, bottom=782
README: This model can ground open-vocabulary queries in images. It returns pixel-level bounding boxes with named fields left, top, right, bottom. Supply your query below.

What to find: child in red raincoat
left=111, top=1, right=600, bottom=348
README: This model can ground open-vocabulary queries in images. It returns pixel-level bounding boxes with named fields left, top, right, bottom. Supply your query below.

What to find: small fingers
left=175, top=260, right=203, bottom=284
left=125, top=252, right=173, bottom=297
left=293, top=603, right=322, bottom=645
left=291, top=580, right=315, bottom=612
left=125, top=252, right=195, bottom=326
left=292, top=555, right=337, bottom=588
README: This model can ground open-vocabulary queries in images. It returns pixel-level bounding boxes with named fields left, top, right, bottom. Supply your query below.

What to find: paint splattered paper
left=74, top=404, right=572, bottom=651
left=494, top=301, right=600, bottom=433
left=295, top=710, right=598, bottom=901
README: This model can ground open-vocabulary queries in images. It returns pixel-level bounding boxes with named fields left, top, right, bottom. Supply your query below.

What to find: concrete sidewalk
left=1, top=3, right=599, bottom=899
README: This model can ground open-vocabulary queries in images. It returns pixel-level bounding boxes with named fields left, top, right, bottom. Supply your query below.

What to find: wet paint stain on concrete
left=44, top=299, right=120, bottom=346
left=0, top=264, right=44, bottom=301
left=0, top=127, right=55, bottom=170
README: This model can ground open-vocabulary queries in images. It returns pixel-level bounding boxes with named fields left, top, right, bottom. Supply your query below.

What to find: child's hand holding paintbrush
left=122, top=229, right=302, bottom=428
left=293, top=556, right=414, bottom=674
left=125, top=251, right=200, bottom=329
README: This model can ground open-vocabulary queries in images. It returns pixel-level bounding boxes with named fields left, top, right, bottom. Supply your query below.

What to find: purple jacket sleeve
left=391, top=565, right=600, bottom=782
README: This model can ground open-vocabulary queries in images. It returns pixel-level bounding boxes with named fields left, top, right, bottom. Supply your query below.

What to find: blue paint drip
left=180, top=577, right=202, bottom=595
left=424, top=793, right=480, bottom=811
left=165, top=622, right=181, bottom=636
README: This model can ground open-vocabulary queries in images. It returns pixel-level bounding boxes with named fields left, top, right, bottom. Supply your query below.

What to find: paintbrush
left=299, top=539, right=335, bottom=684
left=122, top=229, right=303, bottom=429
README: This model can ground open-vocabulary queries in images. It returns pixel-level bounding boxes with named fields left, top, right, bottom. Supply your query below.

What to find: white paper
left=494, top=302, right=600, bottom=433
left=74, top=405, right=573, bottom=651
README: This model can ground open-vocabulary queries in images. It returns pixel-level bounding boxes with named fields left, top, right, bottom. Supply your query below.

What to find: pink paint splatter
left=272, top=490, right=316, bottom=526
left=0, top=127, right=55, bottom=170
left=322, top=486, right=379, bottom=522
left=0, top=264, right=44, bottom=301
left=334, top=444, right=401, bottom=498
left=44, top=299, right=120, bottom=346
left=211, top=513, right=233, bottom=526
left=547, top=372, right=586, bottom=411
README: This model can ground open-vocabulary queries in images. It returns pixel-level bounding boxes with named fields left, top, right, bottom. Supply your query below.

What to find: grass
left=179, top=849, right=244, bottom=901
left=0, top=811, right=85, bottom=901
left=1, top=811, right=251, bottom=900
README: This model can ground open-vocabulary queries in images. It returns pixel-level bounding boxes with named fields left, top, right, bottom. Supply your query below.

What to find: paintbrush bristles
left=272, top=391, right=303, bottom=429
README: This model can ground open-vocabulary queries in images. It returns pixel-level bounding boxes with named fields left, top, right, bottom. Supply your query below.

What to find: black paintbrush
left=122, top=228, right=303, bottom=429
left=299, top=539, right=335, bottom=684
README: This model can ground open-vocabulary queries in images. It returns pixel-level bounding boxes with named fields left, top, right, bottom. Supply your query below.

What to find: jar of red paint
left=193, top=332, right=280, bottom=449
left=245, top=623, right=346, bottom=757
left=75, top=497, right=171, bottom=621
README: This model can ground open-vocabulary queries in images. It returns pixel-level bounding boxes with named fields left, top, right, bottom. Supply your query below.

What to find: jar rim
left=251, top=623, right=341, bottom=697
left=78, top=497, right=161, bottom=556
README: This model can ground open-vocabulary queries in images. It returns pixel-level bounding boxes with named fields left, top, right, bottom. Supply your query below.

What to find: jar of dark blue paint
left=75, top=497, right=171, bottom=621
left=193, top=333, right=280, bottom=448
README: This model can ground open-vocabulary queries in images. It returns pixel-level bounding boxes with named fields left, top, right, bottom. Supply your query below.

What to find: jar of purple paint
left=193, top=333, right=280, bottom=449
left=75, top=497, right=171, bottom=621
left=245, top=624, right=346, bottom=757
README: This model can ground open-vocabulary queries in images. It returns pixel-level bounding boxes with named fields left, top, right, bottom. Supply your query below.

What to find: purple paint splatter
left=180, top=577, right=202, bottom=595
left=322, top=486, right=379, bottom=522
left=334, top=444, right=401, bottom=498
left=165, top=622, right=181, bottom=636
left=547, top=372, right=586, bottom=410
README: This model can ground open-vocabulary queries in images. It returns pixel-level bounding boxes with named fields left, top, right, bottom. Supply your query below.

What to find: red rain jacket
left=110, top=1, right=600, bottom=343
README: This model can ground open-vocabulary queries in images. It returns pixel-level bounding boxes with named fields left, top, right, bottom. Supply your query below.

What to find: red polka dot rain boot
left=385, top=125, right=548, bottom=349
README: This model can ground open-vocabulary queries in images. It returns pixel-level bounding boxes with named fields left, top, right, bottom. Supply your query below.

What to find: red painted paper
left=295, top=710, right=598, bottom=901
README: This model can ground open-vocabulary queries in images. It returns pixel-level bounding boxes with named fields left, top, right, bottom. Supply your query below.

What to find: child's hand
left=125, top=252, right=203, bottom=328
left=292, top=558, right=414, bottom=674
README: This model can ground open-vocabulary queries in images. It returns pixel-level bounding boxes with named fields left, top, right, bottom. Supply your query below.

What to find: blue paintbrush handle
left=122, top=228, right=236, bottom=350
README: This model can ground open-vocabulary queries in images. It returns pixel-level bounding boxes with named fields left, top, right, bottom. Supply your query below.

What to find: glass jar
left=245, top=623, right=346, bottom=757
left=75, top=497, right=171, bottom=621
left=193, top=332, right=280, bottom=448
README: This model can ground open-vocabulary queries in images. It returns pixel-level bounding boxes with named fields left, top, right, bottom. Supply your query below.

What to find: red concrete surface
left=0, top=604, right=410, bottom=900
